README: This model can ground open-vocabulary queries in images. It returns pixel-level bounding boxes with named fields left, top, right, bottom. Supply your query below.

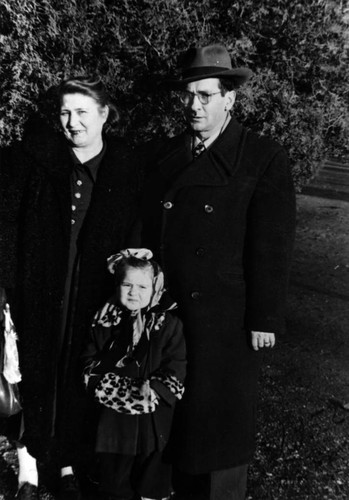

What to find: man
left=139, top=44, right=296, bottom=499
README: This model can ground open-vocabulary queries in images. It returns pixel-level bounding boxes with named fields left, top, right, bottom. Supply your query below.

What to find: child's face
left=117, top=267, right=153, bottom=311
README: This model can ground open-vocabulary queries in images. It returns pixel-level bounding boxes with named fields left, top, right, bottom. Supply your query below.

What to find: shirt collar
left=192, top=114, right=232, bottom=150
left=70, top=142, right=107, bottom=182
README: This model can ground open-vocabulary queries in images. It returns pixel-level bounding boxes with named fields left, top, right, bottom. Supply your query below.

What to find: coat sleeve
left=81, top=324, right=114, bottom=395
left=244, top=146, right=296, bottom=335
left=150, top=314, right=187, bottom=406
left=0, top=143, right=32, bottom=289
left=80, top=320, right=133, bottom=395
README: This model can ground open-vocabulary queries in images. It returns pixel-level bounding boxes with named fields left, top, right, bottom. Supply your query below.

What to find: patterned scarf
left=93, top=248, right=176, bottom=368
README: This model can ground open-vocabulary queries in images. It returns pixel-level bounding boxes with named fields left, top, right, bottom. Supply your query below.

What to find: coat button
left=204, top=204, right=214, bottom=213
left=196, top=247, right=205, bottom=257
left=191, top=291, right=201, bottom=300
left=163, top=201, right=174, bottom=209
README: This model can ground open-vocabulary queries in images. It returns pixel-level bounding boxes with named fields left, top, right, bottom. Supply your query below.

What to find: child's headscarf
left=94, top=248, right=169, bottom=367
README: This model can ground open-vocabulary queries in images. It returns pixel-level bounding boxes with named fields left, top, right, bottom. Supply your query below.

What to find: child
left=82, top=248, right=186, bottom=500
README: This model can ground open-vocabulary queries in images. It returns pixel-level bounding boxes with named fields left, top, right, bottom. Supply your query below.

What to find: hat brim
left=162, top=67, right=253, bottom=90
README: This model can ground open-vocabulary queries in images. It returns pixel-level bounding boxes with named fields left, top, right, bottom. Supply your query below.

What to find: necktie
left=193, top=141, right=206, bottom=159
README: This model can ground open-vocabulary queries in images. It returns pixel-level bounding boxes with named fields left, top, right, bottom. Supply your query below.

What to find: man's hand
left=251, top=331, right=275, bottom=351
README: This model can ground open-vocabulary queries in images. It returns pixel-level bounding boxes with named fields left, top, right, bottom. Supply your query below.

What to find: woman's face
left=60, top=93, right=108, bottom=149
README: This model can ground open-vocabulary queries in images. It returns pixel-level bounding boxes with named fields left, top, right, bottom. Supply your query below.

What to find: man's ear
left=225, top=90, right=236, bottom=111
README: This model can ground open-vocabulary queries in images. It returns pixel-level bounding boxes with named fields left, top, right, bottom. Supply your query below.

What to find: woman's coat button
left=190, top=291, right=201, bottom=300
left=204, top=204, right=214, bottom=213
left=163, top=201, right=174, bottom=209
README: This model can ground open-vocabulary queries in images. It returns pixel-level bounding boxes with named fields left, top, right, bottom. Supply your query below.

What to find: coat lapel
left=158, top=117, right=247, bottom=190
left=81, top=141, right=125, bottom=232
left=79, top=139, right=140, bottom=245
left=47, top=138, right=73, bottom=245
left=157, top=132, right=193, bottom=183
left=25, top=132, right=73, bottom=245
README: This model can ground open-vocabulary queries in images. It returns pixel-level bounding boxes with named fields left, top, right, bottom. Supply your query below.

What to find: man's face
left=182, top=78, right=236, bottom=139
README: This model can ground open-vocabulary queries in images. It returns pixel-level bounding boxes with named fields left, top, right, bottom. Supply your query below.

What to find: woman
left=0, top=76, right=143, bottom=500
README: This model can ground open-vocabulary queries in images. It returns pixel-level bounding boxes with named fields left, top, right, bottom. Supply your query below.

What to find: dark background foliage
left=0, top=0, right=348, bottom=187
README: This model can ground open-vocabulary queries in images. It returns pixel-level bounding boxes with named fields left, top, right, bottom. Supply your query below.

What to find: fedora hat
left=164, top=44, right=252, bottom=89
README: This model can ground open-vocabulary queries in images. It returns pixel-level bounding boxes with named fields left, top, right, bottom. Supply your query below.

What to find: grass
left=247, top=194, right=349, bottom=499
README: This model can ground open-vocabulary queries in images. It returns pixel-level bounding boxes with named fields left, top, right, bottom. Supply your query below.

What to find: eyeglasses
left=177, top=91, right=222, bottom=105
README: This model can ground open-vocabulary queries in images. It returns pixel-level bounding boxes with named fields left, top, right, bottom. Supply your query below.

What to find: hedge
left=0, top=0, right=348, bottom=187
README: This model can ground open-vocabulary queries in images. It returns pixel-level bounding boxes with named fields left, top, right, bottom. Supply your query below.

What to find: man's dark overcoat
left=0, top=130, right=142, bottom=461
left=140, top=117, right=296, bottom=474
